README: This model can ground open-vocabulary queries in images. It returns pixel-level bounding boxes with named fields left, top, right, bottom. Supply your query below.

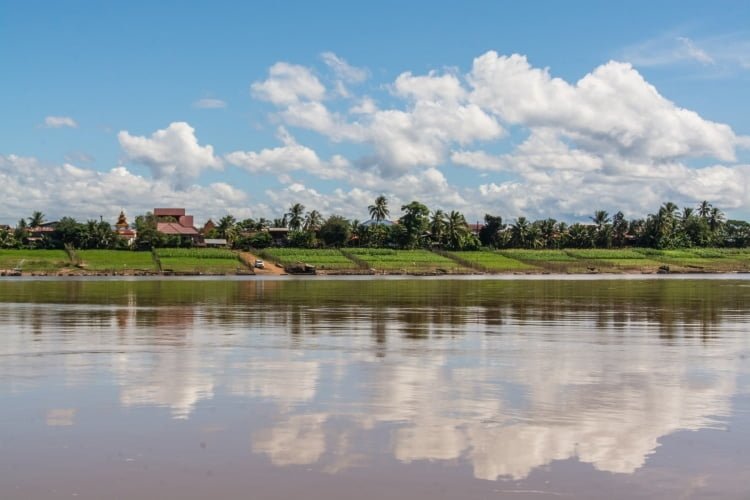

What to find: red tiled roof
left=157, top=222, right=199, bottom=235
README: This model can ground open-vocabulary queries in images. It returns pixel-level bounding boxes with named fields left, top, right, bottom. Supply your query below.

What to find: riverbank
left=2, top=247, right=750, bottom=277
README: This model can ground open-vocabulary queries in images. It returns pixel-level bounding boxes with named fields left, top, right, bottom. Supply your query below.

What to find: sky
left=1, top=0, right=750, bottom=226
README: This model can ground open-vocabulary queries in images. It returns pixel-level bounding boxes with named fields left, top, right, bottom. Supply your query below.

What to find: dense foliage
left=2, top=198, right=746, bottom=252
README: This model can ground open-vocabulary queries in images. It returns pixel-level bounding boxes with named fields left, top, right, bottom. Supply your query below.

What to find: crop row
left=261, top=248, right=358, bottom=269
left=155, top=248, right=237, bottom=260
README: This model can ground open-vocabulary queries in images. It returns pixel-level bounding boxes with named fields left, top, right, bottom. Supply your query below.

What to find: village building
left=114, top=210, right=137, bottom=246
left=154, top=208, right=201, bottom=244
left=201, top=219, right=216, bottom=236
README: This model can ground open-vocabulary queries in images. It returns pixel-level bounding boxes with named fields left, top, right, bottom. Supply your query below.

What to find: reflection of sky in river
left=1, top=279, right=749, bottom=499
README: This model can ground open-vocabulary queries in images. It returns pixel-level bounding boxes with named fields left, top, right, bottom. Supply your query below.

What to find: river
left=1, top=277, right=749, bottom=499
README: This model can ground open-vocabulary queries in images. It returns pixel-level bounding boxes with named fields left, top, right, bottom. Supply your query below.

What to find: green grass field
left=448, top=251, right=537, bottom=272
left=0, top=249, right=71, bottom=272
left=347, top=249, right=468, bottom=273
left=260, top=248, right=359, bottom=270
left=499, top=249, right=578, bottom=261
left=565, top=249, right=647, bottom=259
left=77, top=250, right=156, bottom=271
left=155, top=248, right=246, bottom=274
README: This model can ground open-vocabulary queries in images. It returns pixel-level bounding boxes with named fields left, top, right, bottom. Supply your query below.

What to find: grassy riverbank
left=1, top=248, right=750, bottom=276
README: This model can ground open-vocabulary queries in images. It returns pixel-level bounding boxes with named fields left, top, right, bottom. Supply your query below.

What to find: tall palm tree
left=539, top=218, right=557, bottom=248
left=216, top=215, right=237, bottom=239
left=590, top=210, right=610, bottom=229
left=708, top=207, right=725, bottom=232
left=430, top=210, right=446, bottom=246
left=303, top=210, right=323, bottom=232
left=445, top=211, right=468, bottom=250
left=272, top=215, right=288, bottom=228
left=697, top=200, right=712, bottom=219
left=28, top=211, right=45, bottom=227
left=368, top=195, right=389, bottom=223
left=510, top=217, right=530, bottom=248
left=286, top=203, right=305, bottom=231
left=681, top=207, right=695, bottom=221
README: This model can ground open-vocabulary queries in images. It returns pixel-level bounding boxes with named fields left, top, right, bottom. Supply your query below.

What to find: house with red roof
left=154, top=208, right=201, bottom=243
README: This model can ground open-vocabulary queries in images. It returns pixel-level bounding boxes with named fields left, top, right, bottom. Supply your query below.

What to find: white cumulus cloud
left=43, top=116, right=78, bottom=128
left=118, top=122, right=222, bottom=189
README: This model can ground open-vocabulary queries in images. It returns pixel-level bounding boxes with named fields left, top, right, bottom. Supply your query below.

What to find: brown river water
left=1, top=277, right=749, bottom=499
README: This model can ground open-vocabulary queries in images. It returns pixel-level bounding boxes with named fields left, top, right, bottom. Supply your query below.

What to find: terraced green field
left=566, top=249, right=646, bottom=259
left=634, top=248, right=749, bottom=271
left=155, top=248, right=246, bottom=274
left=260, top=248, right=359, bottom=270
left=448, top=251, right=536, bottom=272
left=0, top=249, right=71, bottom=272
left=499, top=249, right=578, bottom=261
left=77, top=250, right=156, bottom=271
left=347, top=249, right=468, bottom=273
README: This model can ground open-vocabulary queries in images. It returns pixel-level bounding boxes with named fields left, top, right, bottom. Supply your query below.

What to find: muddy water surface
left=1, top=278, right=749, bottom=499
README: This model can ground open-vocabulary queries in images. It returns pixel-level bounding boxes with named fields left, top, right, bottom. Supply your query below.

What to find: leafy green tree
left=248, top=231, right=272, bottom=249
left=134, top=213, right=165, bottom=250
left=399, top=201, right=430, bottom=248
left=319, top=215, right=351, bottom=247
left=287, top=229, right=316, bottom=248
left=478, top=214, right=505, bottom=248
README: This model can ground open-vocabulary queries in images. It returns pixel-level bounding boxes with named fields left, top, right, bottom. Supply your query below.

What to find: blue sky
left=1, top=0, right=749, bottom=225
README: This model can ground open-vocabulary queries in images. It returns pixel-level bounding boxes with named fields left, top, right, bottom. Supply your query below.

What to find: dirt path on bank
left=239, top=252, right=286, bottom=275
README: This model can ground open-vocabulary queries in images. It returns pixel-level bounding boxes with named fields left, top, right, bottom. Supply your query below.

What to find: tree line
left=2, top=199, right=749, bottom=251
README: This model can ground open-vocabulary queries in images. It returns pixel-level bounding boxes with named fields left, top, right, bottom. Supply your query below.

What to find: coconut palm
left=430, top=210, right=447, bottom=246
left=445, top=211, right=469, bottom=250
left=216, top=215, right=237, bottom=239
left=272, top=215, right=288, bottom=228
left=28, top=211, right=45, bottom=227
left=697, top=200, right=712, bottom=219
left=539, top=218, right=558, bottom=248
left=303, top=210, right=323, bottom=232
left=708, top=207, right=725, bottom=232
left=368, top=195, right=389, bottom=223
left=590, top=210, right=610, bottom=229
left=286, top=203, right=305, bottom=231
left=510, top=217, right=531, bottom=248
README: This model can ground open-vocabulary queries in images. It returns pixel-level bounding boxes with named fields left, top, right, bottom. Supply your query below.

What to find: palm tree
left=661, top=202, right=679, bottom=220
left=286, top=203, right=305, bottom=231
left=216, top=215, right=237, bottom=239
left=303, top=210, right=323, bottom=232
left=697, top=200, right=712, bottom=219
left=510, top=217, right=531, bottom=248
left=368, top=195, right=389, bottom=223
left=430, top=210, right=446, bottom=246
left=539, top=218, right=557, bottom=248
left=681, top=207, right=695, bottom=221
left=445, top=211, right=468, bottom=250
left=28, top=211, right=45, bottom=227
left=708, top=207, right=725, bottom=232
left=272, top=215, right=288, bottom=228
left=590, top=210, right=610, bottom=229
